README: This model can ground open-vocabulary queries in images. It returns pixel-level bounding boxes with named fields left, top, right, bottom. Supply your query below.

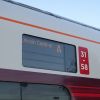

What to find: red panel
left=0, top=68, right=100, bottom=100
left=78, top=47, right=89, bottom=75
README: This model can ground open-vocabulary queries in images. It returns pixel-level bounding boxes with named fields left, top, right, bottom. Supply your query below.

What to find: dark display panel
left=22, top=34, right=77, bottom=72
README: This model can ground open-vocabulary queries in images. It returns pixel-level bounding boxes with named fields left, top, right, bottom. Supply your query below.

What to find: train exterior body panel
left=0, top=0, right=100, bottom=100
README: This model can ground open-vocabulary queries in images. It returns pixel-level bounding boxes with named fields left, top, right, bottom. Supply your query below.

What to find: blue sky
left=14, top=0, right=100, bottom=29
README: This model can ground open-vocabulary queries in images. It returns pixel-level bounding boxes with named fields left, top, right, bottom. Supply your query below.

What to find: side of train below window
left=78, top=47, right=89, bottom=75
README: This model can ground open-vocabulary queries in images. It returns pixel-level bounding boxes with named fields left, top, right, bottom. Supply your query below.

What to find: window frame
left=22, top=34, right=77, bottom=73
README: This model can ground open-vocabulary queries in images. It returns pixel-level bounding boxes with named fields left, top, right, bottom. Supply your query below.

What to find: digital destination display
left=22, top=34, right=65, bottom=71
left=23, top=35, right=63, bottom=56
left=22, top=34, right=77, bottom=72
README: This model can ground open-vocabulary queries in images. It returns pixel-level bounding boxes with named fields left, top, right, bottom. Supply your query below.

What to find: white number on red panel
left=79, top=47, right=89, bottom=75
left=81, top=51, right=87, bottom=58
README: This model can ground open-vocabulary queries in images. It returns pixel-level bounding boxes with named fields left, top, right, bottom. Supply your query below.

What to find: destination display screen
left=22, top=34, right=77, bottom=72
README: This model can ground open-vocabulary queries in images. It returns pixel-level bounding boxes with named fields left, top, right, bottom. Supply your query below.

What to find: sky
left=14, top=0, right=100, bottom=29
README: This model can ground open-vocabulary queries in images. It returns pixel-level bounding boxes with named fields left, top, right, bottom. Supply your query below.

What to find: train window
left=65, top=45, right=77, bottom=73
left=22, top=84, right=71, bottom=100
left=22, top=34, right=77, bottom=73
left=0, top=82, right=20, bottom=100
left=0, top=82, right=71, bottom=100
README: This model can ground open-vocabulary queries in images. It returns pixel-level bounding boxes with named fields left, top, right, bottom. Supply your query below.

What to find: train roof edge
left=2, top=0, right=100, bottom=32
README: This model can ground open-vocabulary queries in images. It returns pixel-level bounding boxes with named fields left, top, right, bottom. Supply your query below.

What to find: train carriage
left=0, top=0, right=100, bottom=100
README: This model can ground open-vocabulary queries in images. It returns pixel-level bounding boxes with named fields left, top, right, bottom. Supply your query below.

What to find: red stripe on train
left=68, top=85, right=100, bottom=90
left=73, top=93, right=100, bottom=97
